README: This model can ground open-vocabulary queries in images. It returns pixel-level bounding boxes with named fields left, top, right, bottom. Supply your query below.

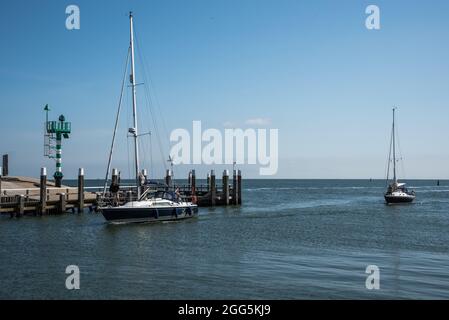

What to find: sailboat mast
left=129, top=12, right=140, bottom=197
left=392, top=107, right=397, bottom=182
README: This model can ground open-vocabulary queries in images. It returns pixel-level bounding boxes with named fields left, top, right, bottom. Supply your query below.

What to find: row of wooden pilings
left=40, top=167, right=87, bottom=215
left=163, top=169, right=242, bottom=206
left=0, top=167, right=89, bottom=217
left=1, top=166, right=242, bottom=217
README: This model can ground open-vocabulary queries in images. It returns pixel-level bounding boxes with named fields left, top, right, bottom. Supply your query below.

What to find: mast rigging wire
left=134, top=26, right=170, bottom=174
left=102, top=47, right=130, bottom=196
left=385, top=123, right=393, bottom=186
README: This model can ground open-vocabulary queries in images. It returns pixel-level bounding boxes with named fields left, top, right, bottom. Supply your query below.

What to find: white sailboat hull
left=384, top=192, right=415, bottom=204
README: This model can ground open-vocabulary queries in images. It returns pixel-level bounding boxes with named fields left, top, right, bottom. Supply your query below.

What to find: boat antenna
left=392, top=107, right=397, bottom=183
left=129, top=11, right=141, bottom=197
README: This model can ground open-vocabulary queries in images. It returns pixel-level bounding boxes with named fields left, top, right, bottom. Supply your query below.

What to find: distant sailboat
left=384, top=108, right=416, bottom=204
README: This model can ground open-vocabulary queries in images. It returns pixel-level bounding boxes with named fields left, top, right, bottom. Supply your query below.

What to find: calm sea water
left=1, top=179, right=448, bottom=299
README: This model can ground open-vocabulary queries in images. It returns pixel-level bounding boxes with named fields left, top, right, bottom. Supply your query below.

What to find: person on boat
left=109, top=181, right=120, bottom=206
left=139, top=172, right=146, bottom=187
left=386, top=185, right=393, bottom=194
left=175, top=187, right=181, bottom=202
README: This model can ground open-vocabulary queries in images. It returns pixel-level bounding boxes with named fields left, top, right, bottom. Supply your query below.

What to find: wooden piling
left=77, top=168, right=84, bottom=213
left=110, top=168, right=119, bottom=195
left=39, top=167, right=47, bottom=215
left=17, top=195, right=25, bottom=217
left=2, top=154, right=8, bottom=176
left=59, top=193, right=66, bottom=213
left=237, top=170, right=242, bottom=205
left=233, top=170, right=238, bottom=205
left=126, top=190, right=133, bottom=203
left=188, top=170, right=192, bottom=186
left=191, top=169, right=196, bottom=190
left=206, top=173, right=210, bottom=192
left=223, top=170, right=229, bottom=205
left=165, top=169, right=172, bottom=189
left=111, top=168, right=119, bottom=185
left=191, top=169, right=197, bottom=203
left=210, top=170, right=216, bottom=206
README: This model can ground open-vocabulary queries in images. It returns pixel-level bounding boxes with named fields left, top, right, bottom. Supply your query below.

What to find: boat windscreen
left=154, top=191, right=177, bottom=201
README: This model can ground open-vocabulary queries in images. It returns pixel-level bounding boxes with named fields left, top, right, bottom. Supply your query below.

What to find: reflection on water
left=0, top=179, right=448, bottom=299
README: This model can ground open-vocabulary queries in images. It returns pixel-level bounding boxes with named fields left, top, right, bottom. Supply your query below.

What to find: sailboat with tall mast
left=99, top=12, right=198, bottom=224
left=384, top=108, right=416, bottom=204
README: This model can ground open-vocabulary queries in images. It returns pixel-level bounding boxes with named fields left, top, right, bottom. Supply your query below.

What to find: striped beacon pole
left=44, top=106, right=71, bottom=188
left=54, top=126, right=63, bottom=187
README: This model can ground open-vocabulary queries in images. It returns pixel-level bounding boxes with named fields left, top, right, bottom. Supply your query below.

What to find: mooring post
left=39, top=167, right=47, bottom=215
left=126, top=190, right=133, bottom=203
left=238, top=170, right=242, bottom=205
left=2, top=154, right=8, bottom=176
left=223, top=170, right=229, bottom=205
left=191, top=169, right=196, bottom=190
left=111, top=168, right=118, bottom=186
left=59, top=193, right=66, bottom=213
left=210, top=170, right=216, bottom=206
left=77, top=168, right=84, bottom=213
left=188, top=170, right=192, bottom=188
left=232, top=170, right=238, bottom=205
left=0, top=166, right=2, bottom=200
left=165, top=169, right=172, bottom=190
left=110, top=168, right=120, bottom=205
left=190, top=169, right=196, bottom=202
left=206, top=172, right=210, bottom=192
left=16, top=195, right=25, bottom=217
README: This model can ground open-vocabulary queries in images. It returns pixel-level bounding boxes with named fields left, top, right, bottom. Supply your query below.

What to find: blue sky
left=0, top=0, right=448, bottom=179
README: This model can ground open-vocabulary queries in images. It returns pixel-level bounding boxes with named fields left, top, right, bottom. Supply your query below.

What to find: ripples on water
left=1, top=179, right=448, bottom=299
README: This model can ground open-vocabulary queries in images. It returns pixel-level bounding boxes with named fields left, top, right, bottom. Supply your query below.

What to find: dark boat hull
left=384, top=194, right=415, bottom=204
left=100, top=206, right=198, bottom=224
